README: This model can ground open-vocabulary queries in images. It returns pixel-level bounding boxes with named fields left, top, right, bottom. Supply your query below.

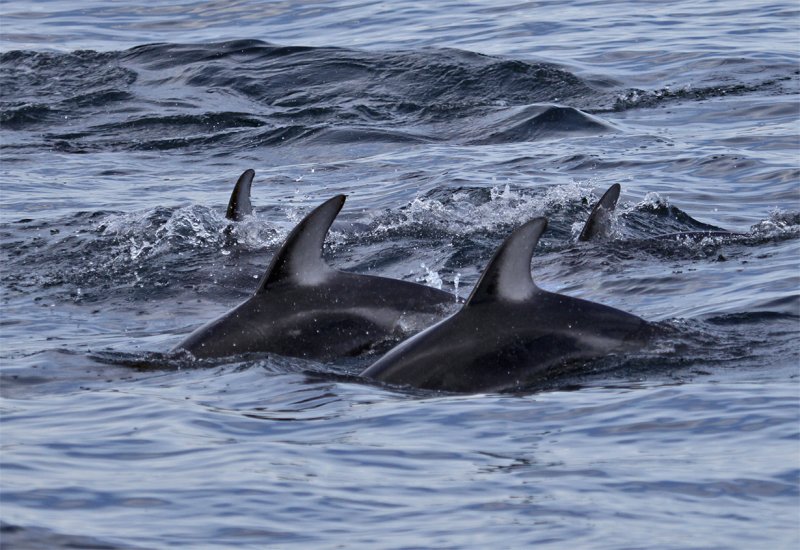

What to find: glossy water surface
left=1, top=1, right=798, bottom=548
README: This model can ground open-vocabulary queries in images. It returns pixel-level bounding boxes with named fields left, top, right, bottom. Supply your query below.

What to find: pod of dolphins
left=172, top=171, right=723, bottom=393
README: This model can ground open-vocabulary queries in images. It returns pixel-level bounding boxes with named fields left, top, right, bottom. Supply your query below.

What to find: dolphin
left=223, top=168, right=371, bottom=235
left=578, top=183, right=745, bottom=242
left=361, top=217, right=651, bottom=393
left=222, top=169, right=255, bottom=246
left=175, top=194, right=457, bottom=360
left=226, top=169, right=255, bottom=221
left=579, top=183, right=620, bottom=241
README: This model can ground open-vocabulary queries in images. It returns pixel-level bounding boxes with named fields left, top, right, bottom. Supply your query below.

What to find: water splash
left=751, top=208, right=800, bottom=238
left=371, top=182, right=598, bottom=239
left=417, top=262, right=443, bottom=290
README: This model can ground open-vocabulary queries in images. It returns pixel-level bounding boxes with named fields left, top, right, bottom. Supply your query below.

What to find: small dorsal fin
left=466, top=217, right=548, bottom=305
left=579, top=183, right=620, bottom=241
left=225, top=169, right=255, bottom=221
left=256, top=195, right=346, bottom=292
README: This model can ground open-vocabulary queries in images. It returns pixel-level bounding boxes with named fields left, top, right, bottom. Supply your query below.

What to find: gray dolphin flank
left=361, top=217, right=651, bottom=393
left=175, top=195, right=456, bottom=360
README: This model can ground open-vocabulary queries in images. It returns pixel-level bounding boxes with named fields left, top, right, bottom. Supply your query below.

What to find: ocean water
left=1, top=1, right=799, bottom=548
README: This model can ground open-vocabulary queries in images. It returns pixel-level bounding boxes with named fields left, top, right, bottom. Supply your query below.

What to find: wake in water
left=3, top=168, right=795, bottom=396
left=4, top=173, right=794, bottom=304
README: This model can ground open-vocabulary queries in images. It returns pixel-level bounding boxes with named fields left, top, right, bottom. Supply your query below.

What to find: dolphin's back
left=362, top=290, right=649, bottom=392
left=362, top=217, right=650, bottom=392
left=175, top=194, right=456, bottom=360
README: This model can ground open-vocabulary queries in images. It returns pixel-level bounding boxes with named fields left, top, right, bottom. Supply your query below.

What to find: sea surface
left=1, top=1, right=799, bottom=548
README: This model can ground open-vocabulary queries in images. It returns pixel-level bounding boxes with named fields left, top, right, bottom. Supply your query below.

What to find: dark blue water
left=1, top=1, right=799, bottom=548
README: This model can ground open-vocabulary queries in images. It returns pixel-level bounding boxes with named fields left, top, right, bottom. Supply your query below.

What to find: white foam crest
left=127, top=235, right=154, bottom=261
left=97, top=205, right=230, bottom=261
left=229, top=215, right=285, bottom=250
left=671, top=233, right=727, bottom=247
left=570, top=220, right=584, bottom=240
left=160, top=205, right=220, bottom=244
left=617, top=90, right=641, bottom=105
left=639, top=191, right=670, bottom=209
left=538, top=181, right=595, bottom=210
left=751, top=207, right=800, bottom=238
left=372, top=182, right=598, bottom=237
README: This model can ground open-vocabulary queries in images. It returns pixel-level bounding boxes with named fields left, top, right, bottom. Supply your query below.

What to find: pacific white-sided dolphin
left=222, top=169, right=255, bottom=246
left=223, top=168, right=370, bottom=235
left=361, top=217, right=651, bottom=393
left=579, top=183, right=744, bottom=242
left=579, top=183, right=620, bottom=241
left=225, top=169, right=255, bottom=221
left=175, top=195, right=457, bottom=360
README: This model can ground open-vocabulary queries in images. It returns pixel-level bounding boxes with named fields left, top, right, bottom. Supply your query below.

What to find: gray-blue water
left=1, top=1, right=799, bottom=548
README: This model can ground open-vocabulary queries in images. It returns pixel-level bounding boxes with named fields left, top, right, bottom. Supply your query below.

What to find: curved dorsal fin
left=579, top=183, right=620, bottom=241
left=225, top=169, right=255, bottom=221
left=466, top=217, right=548, bottom=306
left=256, top=195, right=346, bottom=293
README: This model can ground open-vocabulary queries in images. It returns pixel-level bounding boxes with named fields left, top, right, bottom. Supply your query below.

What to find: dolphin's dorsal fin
left=256, top=195, right=346, bottom=292
left=225, top=169, right=255, bottom=221
left=466, top=217, right=548, bottom=305
left=579, top=183, right=620, bottom=241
